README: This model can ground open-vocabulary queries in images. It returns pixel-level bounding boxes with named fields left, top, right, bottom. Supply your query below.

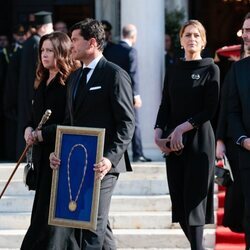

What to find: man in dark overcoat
left=16, top=11, right=53, bottom=157
left=104, top=24, right=151, bottom=162
left=3, top=24, right=30, bottom=160
left=228, top=12, right=250, bottom=250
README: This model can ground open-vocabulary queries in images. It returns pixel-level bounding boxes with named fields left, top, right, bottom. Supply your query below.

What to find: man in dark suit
left=101, top=20, right=116, bottom=59
left=228, top=13, right=250, bottom=250
left=3, top=24, right=30, bottom=161
left=104, top=24, right=151, bottom=162
left=47, top=19, right=135, bottom=249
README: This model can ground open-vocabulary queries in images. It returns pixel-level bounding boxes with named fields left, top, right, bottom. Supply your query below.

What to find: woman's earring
left=181, top=46, right=184, bottom=49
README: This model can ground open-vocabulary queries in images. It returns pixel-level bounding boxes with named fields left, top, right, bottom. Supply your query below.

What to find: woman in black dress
left=154, top=20, right=220, bottom=250
left=21, top=32, right=79, bottom=250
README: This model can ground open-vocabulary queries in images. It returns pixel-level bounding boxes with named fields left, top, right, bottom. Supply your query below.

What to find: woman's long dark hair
left=35, top=31, right=80, bottom=88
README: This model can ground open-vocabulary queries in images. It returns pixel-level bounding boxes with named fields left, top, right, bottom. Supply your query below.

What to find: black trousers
left=78, top=173, right=119, bottom=250
left=240, top=168, right=250, bottom=249
left=223, top=138, right=244, bottom=232
left=132, top=108, right=143, bottom=158
left=34, top=174, right=119, bottom=250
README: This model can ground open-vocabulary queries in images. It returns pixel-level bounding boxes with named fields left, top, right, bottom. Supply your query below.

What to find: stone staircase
left=0, top=162, right=217, bottom=249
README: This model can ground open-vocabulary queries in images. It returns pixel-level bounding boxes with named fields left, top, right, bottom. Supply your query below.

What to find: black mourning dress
left=21, top=76, right=79, bottom=250
left=155, top=58, right=220, bottom=225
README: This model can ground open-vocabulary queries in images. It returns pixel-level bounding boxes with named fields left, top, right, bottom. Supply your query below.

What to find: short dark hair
left=70, top=18, right=105, bottom=51
left=101, top=20, right=112, bottom=32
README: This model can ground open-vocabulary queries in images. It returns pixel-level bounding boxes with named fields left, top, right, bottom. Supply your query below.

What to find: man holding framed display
left=44, top=18, right=135, bottom=249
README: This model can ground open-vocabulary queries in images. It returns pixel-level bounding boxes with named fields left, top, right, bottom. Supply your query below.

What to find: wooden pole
left=0, top=144, right=30, bottom=199
left=0, top=109, right=51, bottom=199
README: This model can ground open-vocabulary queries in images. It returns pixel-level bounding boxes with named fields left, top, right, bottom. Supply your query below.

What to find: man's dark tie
left=73, top=67, right=91, bottom=105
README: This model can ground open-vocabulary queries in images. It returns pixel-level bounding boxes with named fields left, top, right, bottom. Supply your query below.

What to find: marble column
left=120, top=0, right=165, bottom=160
left=95, top=0, right=121, bottom=42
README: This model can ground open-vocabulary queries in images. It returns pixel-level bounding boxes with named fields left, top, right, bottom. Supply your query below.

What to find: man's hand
left=49, top=152, right=61, bottom=170
left=216, top=139, right=226, bottom=159
left=94, top=157, right=112, bottom=180
left=242, top=138, right=250, bottom=151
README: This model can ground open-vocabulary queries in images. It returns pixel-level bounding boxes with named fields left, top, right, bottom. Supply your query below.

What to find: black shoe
left=133, top=155, right=152, bottom=162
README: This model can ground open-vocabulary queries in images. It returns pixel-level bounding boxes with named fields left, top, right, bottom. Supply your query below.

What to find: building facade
left=2, top=0, right=250, bottom=159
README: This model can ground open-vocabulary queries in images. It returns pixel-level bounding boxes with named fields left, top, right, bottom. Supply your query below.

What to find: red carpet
left=215, top=186, right=245, bottom=250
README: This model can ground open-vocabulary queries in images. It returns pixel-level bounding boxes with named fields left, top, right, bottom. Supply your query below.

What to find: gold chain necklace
left=67, top=144, right=88, bottom=212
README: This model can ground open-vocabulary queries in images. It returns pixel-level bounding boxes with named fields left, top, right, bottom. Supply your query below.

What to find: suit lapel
left=74, top=57, right=107, bottom=114
left=236, top=60, right=250, bottom=105
left=69, top=68, right=82, bottom=114
left=245, top=61, right=250, bottom=113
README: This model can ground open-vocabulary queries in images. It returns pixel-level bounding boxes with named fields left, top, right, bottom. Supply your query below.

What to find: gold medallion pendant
left=69, top=200, right=77, bottom=212
left=67, top=144, right=88, bottom=213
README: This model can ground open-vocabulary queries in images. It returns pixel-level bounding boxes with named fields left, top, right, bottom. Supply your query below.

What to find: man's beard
left=244, top=43, right=250, bottom=56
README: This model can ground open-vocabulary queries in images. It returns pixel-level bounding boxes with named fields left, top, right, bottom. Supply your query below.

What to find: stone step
left=114, top=229, right=215, bottom=248
left=110, top=212, right=217, bottom=230
left=0, top=212, right=30, bottom=229
left=110, top=195, right=171, bottom=212
left=0, top=192, right=217, bottom=214
left=0, top=211, right=173, bottom=230
left=0, top=248, right=213, bottom=250
left=0, top=249, right=213, bottom=250
left=0, top=195, right=170, bottom=213
left=0, top=249, right=19, bottom=250
left=0, top=195, right=34, bottom=212
left=0, top=163, right=26, bottom=181
left=110, top=212, right=216, bottom=230
left=0, top=228, right=215, bottom=249
left=0, top=211, right=170, bottom=230
left=0, top=162, right=168, bottom=197
left=114, top=179, right=168, bottom=195
left=120, top=163, right=166, bottom=180
left=118, top=249, right=213, bottom=250
left=0, top=181, right=33, bottom=196
left=0, top=163, right=166, bottom=181
left=0, top=229, right=26, bottom=248
left=0, top=210, right=216, bottom=231
left=0, top=161, right=218, bottom=250
left=0, top=179, right=168, bottom=197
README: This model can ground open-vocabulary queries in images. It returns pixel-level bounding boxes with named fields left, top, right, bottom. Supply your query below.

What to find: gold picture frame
left=48, top=125, right=105, bottom=230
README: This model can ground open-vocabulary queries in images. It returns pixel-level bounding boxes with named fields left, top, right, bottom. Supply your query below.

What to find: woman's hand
left=169, top=127, right=184, bottom=152
left=216, top=139, right=226, bottom=159
left=169, top=121, right=193, bottom=152
left=155, top=138, right=172, bottom=155
left=154, top=128, right=172, bottom=155
left=24, top=127, right=36, bottom=146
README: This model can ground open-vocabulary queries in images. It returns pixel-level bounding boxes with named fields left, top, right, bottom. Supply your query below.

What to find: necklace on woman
left=67, top=143, right=88, bottom=212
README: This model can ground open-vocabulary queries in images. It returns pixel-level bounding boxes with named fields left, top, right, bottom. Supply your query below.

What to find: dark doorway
left=7, top=1, right=95, bottom=37
left=189, top=0, right=250, bottom=54
left=53, top=3, right=95, bottom=28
